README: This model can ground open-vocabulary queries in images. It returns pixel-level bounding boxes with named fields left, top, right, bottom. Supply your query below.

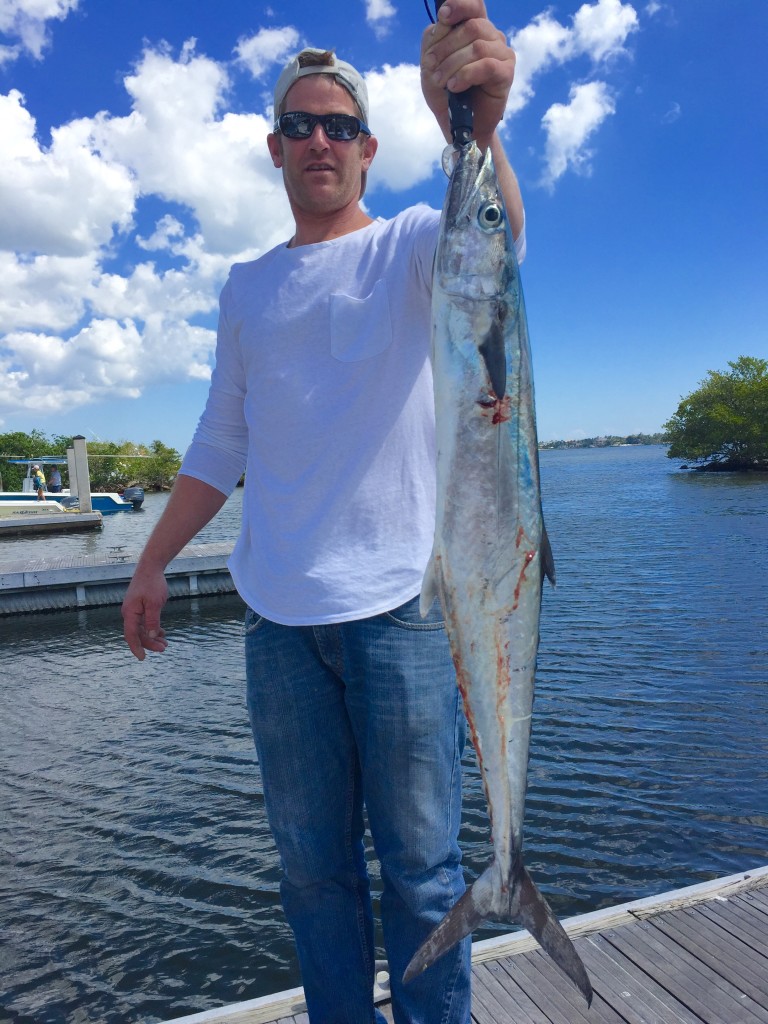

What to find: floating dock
left=0, top=542, right=235, bottom=615
left=0, top=504, right=102, bottom=536
left=161, top=865, right=768, bottom=1024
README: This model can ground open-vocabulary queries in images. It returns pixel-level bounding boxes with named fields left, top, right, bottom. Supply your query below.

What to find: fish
left=403, top=140, right=592, bottom=1005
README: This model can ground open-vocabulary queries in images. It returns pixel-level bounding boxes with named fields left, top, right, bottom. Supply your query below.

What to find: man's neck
left=287, top=203, right=374, bottom=248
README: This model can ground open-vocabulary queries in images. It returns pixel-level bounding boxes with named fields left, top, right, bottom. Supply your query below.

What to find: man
left=122, top=2, right=523, bottom=1020
left=31, top=464, right=46, bottom=501
left=48, top=465, right=63, bottom=493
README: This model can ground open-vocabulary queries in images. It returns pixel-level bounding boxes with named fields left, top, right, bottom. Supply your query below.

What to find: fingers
left=424, top=17, right=514, bottom=92
left=123, top=604, right=169, bottom=660
left=421, top=5, right=515, bottom=147
left=122, top=579, right=169, bottom=660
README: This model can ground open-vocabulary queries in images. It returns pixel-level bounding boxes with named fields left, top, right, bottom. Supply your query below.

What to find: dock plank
left=471, top=961, right=548, bottom=1024
left=605, top=918, right=768, bottom=1024
left=650, top=907, right=768, bottom=1002
left=495, top=949, right=598, bottom=1024
left=694, top=897, right=768, bottom=957
left=580, top=932, right=701, bottom=1024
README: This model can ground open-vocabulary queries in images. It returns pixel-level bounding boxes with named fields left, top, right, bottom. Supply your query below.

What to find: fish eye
left=478, top=202, right=504, bottom=230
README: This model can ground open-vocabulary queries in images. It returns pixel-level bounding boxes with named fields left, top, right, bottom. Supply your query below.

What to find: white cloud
left=366, top=0, right=397, bottom=40
left=89, top=42, right=292, bottom=254
left=0, top=37, right=298, bottom=420
left=509, top=0, right=638, bottom=114
left=0, top=0, right=79, bottom=62
left=507, top=0, right=636, bottom=184
left=572, top=0, right=639, bottom=62
left=234, top=26, right=300, bottom=79
left=541, top=81, right=616, bottom=187
left=0, top=89, right=136, bottom=255
left=508, top=11, right=573, bottom=115
left=662, top=101, right=681, bottom=124
left=0, top=251, right=94, bottom=332
left=365, top=63, right=444, bottom=190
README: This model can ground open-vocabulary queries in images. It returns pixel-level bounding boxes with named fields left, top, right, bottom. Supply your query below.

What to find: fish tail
left=403, top=859, right=593, bottom=1006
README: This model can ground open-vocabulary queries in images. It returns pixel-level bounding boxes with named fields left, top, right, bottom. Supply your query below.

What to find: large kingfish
left=404, top=142, right=592, bottom=1005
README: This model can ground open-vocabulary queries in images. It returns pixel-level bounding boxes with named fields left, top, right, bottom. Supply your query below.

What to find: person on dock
left=31, top=464, right=46, bottom=501
left=122, top=2, right=523, bottom=1020
left=48, top=465, right=63, bottom=493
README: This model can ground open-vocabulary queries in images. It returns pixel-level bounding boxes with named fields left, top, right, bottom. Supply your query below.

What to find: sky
left=0, top=0, right=765, bottom=452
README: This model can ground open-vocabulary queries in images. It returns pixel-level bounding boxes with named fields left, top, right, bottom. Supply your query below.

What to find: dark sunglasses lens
left=325, top=115, right=359, bottom=140
left=280, top=113, right=314, bottom=138
left=279, top=112, right=362, bottom=140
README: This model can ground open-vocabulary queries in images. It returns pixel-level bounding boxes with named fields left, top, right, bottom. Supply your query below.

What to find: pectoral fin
left=478, top=318, right=506, bottom=399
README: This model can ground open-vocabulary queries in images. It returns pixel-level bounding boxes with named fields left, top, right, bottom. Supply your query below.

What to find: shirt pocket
left=329, top=278, right=393, bottom=362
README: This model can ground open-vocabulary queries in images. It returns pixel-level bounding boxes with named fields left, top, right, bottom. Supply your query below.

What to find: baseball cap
left=273, top=49, right=370, bottom=126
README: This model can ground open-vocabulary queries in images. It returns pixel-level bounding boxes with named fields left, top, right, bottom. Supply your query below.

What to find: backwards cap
left=273, top=49, right=369, bottom=125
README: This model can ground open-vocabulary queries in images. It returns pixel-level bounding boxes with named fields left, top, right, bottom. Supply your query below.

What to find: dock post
left=71, top=436, right=93, bottom=513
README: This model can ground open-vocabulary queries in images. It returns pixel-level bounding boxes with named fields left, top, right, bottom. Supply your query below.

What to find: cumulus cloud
left=365, top=63, right=445, bottom=190
left=89, top=42, right=292, bottom=254
left=541, top=81, right=616, bottom=187
left=0, top=37, right=297, bottom=420
left=509, top=0, right=638, bottom=114
left=0, top=89, right=136, bottom=255
left=234, top=26, right=301, bottom=79
left=507, top=0, right=637, bottom=185
left=365, top=0, right=397, bottom=40
left=0, top=0, right=79, bottom=63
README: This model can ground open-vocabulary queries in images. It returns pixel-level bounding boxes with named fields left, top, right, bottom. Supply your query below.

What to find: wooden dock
left=162, top=865, right=768, bottom=1024
left=0, top=507, right=102, bottom=536
left=0, top=542, right=235, bottom=615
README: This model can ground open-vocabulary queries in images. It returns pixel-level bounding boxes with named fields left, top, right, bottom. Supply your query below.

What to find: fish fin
left=403, top=860, right=592, bottom=1007
left=419, top=553, right=438, bottom=618
left=541, top=525, right=556, bottom=587
left=403, top=871, right=493, bottom=984
left=515, top=863, right=592, bottom=1006
left=478, top=318, right=507, bottom=400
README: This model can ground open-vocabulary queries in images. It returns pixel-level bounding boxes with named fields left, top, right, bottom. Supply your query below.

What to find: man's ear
left=361, top=134, right=378, bottom=172
left=267, top=133, right=283, bottom=168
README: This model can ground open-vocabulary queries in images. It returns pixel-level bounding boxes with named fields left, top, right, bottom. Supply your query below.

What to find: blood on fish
left=512, top=550, right=536, bottom=610
left=476, top=393, right=511, bottom=424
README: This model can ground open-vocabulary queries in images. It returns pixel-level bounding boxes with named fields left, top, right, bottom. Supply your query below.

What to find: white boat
left=0, top=500, right=71, bottom=517
left=0, top=457, right=144, bottom=512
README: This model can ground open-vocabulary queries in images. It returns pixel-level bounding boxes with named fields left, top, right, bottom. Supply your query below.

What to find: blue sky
left=0, top=0, right=765, bottom=451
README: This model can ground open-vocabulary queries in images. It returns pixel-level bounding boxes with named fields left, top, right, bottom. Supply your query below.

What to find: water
left=1, top=447, right=766, bottom=1023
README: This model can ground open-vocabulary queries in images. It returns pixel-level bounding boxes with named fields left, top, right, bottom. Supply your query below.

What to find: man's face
left=267, top=75, right=377, bottom=218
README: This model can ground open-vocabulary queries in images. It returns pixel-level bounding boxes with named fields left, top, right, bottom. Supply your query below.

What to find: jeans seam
left=381, top=614, right=445, bottom=631
left=345, top=749, right=375, bottom=1002
left=439, top=686, right=468, bottom=1024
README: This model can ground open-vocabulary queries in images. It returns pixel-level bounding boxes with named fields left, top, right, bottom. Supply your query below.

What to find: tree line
left=540, top=433, right=666, bottom=450
left=0, top=431, right=182, bottom=492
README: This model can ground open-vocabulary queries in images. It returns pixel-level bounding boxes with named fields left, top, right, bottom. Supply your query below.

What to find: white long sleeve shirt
left=180, top=203, right=525, bottom=625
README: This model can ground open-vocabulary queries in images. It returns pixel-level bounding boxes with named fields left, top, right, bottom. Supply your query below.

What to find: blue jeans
left=244, top=595, right=471, bottom=1024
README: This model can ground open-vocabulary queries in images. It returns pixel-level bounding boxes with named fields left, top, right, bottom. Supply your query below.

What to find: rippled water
left=1, top=447, right=767, bottom=1023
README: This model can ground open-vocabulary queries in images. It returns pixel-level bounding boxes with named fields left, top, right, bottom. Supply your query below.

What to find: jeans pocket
left=383, top=594, right=445, bottom=630
left=244, top=607, right=267, bottom=634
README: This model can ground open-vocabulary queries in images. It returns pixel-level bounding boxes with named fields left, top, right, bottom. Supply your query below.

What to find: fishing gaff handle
left=434, top=0, right=473, bottom=145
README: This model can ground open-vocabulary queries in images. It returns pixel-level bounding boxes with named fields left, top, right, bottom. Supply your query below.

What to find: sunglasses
left=274, top=111, right=371, bottom=141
